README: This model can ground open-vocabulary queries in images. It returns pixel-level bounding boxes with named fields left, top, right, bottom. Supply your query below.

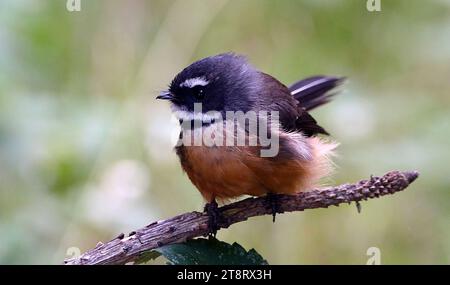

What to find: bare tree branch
left=64, top=170, right=419, bottom=265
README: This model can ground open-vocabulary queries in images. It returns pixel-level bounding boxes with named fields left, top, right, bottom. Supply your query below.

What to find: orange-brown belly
left=175, top=119, right=336, bottom=202
left=176, top=141, right=329, bottom=202
left=176, top=145, right=264, bottom=201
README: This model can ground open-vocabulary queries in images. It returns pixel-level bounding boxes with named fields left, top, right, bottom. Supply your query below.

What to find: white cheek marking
left=171, top=108, right=222, bottom=122
left=179, top=77, right=209, bottom=88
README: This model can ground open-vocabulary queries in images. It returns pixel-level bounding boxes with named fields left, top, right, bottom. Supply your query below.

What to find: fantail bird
left=157, top=53, right=344, bottom=232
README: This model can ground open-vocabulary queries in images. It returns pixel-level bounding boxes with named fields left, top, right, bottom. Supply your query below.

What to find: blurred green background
left=0, top=0, right=449, bottom=264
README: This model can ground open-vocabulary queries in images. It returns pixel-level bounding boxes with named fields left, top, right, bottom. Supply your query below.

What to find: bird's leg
left=266, top=193, right=281, bottom=222
left=204, top=199, right=220, bottom=237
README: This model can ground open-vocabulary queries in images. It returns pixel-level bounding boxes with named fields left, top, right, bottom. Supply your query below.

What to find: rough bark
left=64, top=170, right=418, bottom=265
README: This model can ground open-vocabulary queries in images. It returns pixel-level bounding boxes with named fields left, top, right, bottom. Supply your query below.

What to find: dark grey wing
left=289, top=76, right=345, bottom=111
left=258, top=73, right=329, bottom=137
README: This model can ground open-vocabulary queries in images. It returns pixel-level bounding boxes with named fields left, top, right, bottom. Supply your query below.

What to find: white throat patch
left=179, top=77, right=209, bottom=88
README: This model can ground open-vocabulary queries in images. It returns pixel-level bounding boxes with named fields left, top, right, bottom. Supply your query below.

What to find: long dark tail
left=289, top=76, right=345, bottom=111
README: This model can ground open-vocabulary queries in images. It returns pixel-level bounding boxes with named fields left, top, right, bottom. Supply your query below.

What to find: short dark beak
left=156, top=91, right=173, bottom=101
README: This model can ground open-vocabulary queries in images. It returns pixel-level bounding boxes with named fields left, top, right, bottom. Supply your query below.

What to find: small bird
left=157, top=53, right=344, bottom=234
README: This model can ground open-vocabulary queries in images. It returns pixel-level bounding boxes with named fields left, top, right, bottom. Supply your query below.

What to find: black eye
left=192, top=86, right=205, bottom=100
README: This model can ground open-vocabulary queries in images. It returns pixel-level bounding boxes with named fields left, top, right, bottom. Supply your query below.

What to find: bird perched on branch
left=157, top=53, right=344, bottom=234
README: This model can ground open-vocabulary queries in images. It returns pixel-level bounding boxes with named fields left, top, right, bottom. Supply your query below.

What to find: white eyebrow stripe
left=179, top=77, right=209, bottom=88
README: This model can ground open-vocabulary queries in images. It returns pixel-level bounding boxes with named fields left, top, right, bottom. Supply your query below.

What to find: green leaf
left=155, top=238, right=268, bottom=265
left=134, top=250, right=161, bottom=265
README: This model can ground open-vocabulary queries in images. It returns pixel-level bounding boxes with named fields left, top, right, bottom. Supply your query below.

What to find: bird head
left=157, top=53, right=260, bottom=122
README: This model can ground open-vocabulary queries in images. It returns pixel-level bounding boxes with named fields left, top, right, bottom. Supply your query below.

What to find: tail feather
left=289, top=76, right=345, bottom=111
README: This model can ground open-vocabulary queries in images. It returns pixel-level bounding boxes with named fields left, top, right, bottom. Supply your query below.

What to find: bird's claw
left=204, top=200, right=220, bottom=237
left=266, top=193, right=281, bottom=222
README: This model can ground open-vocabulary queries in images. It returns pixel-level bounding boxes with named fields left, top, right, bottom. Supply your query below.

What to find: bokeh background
left=0, top=0, right=449, bottom=265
